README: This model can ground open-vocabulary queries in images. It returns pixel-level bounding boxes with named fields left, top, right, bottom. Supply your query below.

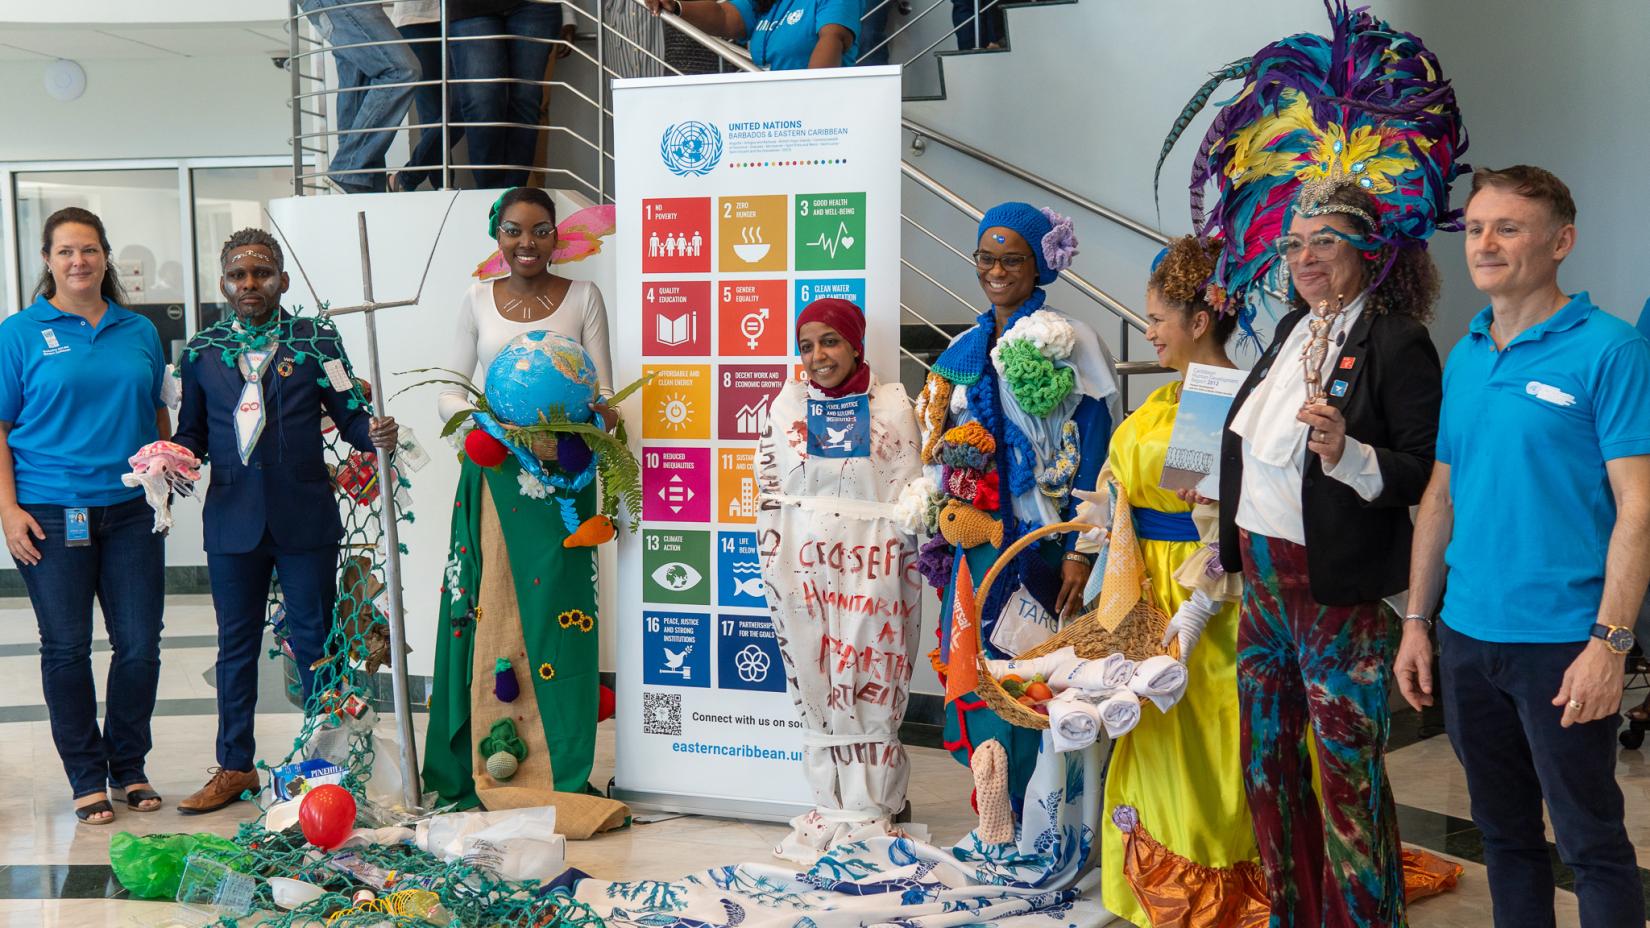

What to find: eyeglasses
left=1273, top=233, right=1348, bottom=259
left=972, top=251, right=1034, bottom=272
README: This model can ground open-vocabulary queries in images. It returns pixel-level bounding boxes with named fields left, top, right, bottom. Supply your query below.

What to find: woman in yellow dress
left=1097, top=236, right=1266, bottom=927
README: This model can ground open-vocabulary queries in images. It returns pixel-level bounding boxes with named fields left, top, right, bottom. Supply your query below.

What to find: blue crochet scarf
left=932, top=288, right=1050, bottom=643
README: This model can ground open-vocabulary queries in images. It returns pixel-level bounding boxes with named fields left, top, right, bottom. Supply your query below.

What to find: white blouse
left=1231, top=297, right=1383, bottom=545
left=436, top=278, right=615, bottom=423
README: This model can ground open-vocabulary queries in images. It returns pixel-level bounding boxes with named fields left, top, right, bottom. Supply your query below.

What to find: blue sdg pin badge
left=660, top=122, right=724, bottom=177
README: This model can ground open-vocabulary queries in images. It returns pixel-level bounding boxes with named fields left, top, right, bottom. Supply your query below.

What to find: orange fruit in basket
left=1001, top=674, right=1024, bottom=685
left=1016, top=694, right=1038, bottom=707
left=1024, top=681, right=1054, bottom=702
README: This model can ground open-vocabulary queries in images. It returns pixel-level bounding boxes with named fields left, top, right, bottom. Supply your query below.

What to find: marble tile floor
left=0, top=595, right=1643, bottom=926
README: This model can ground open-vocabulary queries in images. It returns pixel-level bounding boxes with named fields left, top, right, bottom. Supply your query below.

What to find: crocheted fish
left=1158, top=0, right=1468, bottom=316
left=938, top=499, right=1004, bottom=549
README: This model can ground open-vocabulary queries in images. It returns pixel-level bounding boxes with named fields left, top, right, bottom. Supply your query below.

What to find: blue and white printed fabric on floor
left=569, top=733, right=1114, bottom=927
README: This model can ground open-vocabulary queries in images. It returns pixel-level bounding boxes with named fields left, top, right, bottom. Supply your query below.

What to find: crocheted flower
left=998, top=310, right=1076, bottom=361
left=995, top=339, right=1075, bottom=417
left=1112, top=805, right=1139, bottom=834
left=945, top=465, right=981, bottom=502
left=973, top=469, right=1001, bottom=512
left=537, top=662, right=556, bottom=681
left=893, top=476, right=940, bottom=535
left=1039, top=207, right=1079, bottom=274
left=941, top=421, right=996, bottom=454
left=915, top=535, right=955, bottom=591
left=938, top=441, right=990, bottom=473
left=518, top=470, right=550, bottom=499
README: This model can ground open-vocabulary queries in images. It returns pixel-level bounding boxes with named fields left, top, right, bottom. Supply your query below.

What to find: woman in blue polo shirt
left=0, top=207, right=170, bottom=825
left=645, top=0, right=858, bottom=70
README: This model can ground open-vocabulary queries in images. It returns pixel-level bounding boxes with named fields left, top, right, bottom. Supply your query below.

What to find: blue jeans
left=208, top=537, right=338, bottom=771
left=449, top=2, right=563, bottom=189
left=1438, top=622, right=1644, bottom=927
left=17, top=497, right=165, bottom=799
left=300, top=0, right=420, bottom=193
left=950, top=0, right=1001, bottom=50
left=859, top=0, right=891, bottom=65
left=397, top=21, right=463, bottom=191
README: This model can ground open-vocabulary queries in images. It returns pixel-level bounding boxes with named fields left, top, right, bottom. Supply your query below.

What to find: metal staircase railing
left=286, top=0, right=1166, bottom=393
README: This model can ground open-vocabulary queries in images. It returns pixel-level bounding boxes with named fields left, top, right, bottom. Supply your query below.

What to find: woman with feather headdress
left=1142, top=3, right=1469, bottom=925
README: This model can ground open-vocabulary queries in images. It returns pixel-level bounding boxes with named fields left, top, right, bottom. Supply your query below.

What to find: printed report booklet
left=1159, top=363, right=1246, bottom=497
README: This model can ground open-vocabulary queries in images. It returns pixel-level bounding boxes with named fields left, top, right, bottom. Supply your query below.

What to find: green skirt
left=422, top=457, right=600, bottom=806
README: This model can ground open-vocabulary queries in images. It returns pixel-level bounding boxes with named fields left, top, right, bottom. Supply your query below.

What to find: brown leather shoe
left=177, top=767, right=260, bottom=815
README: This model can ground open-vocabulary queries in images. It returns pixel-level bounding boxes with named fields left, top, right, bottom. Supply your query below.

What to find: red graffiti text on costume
left=796, top=537, right=905, bottom=580
left=827, top=741, right=909, bottom=766
left=817, top=633, right=910, bottom=682
left=800, top=580, right=915, bottom=622
left=825, top=679, right=906, bottom=709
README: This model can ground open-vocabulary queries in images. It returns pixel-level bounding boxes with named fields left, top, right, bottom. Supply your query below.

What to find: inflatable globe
left=485, top=331, right=599, bottom=427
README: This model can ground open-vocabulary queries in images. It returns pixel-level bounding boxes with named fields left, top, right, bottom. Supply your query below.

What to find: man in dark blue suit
left=173, top=229, right=397, bottom=814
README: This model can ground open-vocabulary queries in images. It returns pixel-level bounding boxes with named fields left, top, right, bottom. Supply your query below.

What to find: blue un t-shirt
left=1437, top=293, right=1650, bottom=643
left=730, top=0, right=860, bottom=70
left=0, top=297, right=165, bottom=507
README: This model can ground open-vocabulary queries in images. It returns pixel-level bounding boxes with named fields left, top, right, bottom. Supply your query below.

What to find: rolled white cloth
left=1047, top=690, right=1100, bottom=753
left=1098, top=691, right=1142, bottom=738
left=1129, top=655, right=1190, bottom=712
left=1048, top=652, right=1137, bottom=694
left=986, top=646, right=1078, bottom=681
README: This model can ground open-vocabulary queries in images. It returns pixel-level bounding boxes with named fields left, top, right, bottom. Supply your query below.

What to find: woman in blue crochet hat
left=915, top=201, right=1121, bottom=798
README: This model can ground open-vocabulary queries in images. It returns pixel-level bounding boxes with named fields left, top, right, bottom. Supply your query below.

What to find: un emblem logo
left=660, top=121, right=724, bottom=177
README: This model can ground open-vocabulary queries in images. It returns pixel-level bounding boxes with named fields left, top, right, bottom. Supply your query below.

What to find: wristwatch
left=1591, top=623, right=1636, bottom=655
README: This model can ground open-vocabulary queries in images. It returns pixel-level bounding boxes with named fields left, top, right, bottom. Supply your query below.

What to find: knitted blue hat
left=977, top=202, right=1078, bottom=285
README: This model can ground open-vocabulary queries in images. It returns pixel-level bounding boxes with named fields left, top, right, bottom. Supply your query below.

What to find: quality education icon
left=661, top=122, right=724, bottom=177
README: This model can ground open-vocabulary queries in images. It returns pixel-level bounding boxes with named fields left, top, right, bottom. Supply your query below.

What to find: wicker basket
left=971, top=520, right=1176, bottom=731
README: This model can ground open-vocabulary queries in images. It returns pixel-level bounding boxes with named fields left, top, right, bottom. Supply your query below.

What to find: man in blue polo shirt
left=1400, top=166, right=1647, bottom=925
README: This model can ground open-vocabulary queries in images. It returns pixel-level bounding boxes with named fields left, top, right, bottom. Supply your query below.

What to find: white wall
left=0, top=2, right=285, bottom=23
left=0, top=55, right=290, bottom=163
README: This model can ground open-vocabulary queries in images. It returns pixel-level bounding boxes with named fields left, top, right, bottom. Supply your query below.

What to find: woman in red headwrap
left=756, top=298, right=926, bottom=863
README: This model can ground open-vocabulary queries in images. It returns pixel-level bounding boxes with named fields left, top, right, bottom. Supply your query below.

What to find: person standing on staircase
left=644, top=0, right=859, bottom=70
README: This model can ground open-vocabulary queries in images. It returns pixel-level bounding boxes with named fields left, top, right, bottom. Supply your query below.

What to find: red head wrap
left=796, top=298, right=869, bottom=397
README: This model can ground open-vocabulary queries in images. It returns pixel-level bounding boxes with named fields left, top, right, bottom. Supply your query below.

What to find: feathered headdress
left=1156, top=0, right=1468, bottom=322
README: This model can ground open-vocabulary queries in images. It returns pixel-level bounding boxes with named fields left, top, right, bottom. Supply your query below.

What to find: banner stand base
left=611, top=786, right=813, bottom=825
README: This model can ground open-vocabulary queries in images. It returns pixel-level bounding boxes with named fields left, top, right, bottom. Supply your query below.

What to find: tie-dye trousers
left=1236, top=530, right=1406, bottom=928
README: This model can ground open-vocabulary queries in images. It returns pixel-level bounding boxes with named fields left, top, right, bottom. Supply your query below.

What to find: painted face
left=1282, top=211, right=1367, bottom=309
left=1463, top=185, right=1573, bottom=298
left=974, top=226, right=1038, bottom=310
left=798, top=321, right=858, bottom=390
left=1144, top=287, right=1209, bottom=374
left=44, top=222, right=108, bottom=302
left=220, top=245, right=288, bottom=324
left=497, top=201, right=557, bottom=278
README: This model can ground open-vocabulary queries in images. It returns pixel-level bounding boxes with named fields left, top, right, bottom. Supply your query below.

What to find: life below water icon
left=660, top=644, right=694, bottom=680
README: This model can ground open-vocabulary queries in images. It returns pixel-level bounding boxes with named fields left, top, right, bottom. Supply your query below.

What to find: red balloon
left=465, top=429, right=508, bottom=468
left=298, top=784, right=358, bottom=850
left=597, top=684, right=616, bottom=723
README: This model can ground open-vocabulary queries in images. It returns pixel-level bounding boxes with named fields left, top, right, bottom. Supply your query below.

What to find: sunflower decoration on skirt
left=537, top=662, right=556, bottom=682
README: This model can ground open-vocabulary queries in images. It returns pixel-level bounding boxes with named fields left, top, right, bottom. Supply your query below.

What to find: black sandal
left=74, top=799, right=115, bottom=825
left=116, top=787, right=164, bottom=812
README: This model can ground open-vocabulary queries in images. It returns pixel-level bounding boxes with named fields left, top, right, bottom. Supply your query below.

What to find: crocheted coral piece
left=996, top=338, right=1075, bottom=417
left=972, top=739, right=1014, bottom=845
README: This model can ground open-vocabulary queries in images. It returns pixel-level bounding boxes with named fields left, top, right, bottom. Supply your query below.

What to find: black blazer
left=1217, top=307, right=1441, bottom=605
left=173, top=315, right=375, bottom=556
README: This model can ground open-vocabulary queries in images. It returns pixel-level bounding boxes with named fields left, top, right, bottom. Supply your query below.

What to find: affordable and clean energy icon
left=657, top=391, right=695, bottom=431
left=732, top=226, right=770, bottom=263
left=806, top=222, right=857, bottom=259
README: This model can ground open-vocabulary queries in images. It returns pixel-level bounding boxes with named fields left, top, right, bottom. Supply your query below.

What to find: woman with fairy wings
left=423, top=187, right=624, bottom=814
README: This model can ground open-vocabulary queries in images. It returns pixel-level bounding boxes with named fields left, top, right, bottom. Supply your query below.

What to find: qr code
left=643, top=692, right=682, bottom=736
